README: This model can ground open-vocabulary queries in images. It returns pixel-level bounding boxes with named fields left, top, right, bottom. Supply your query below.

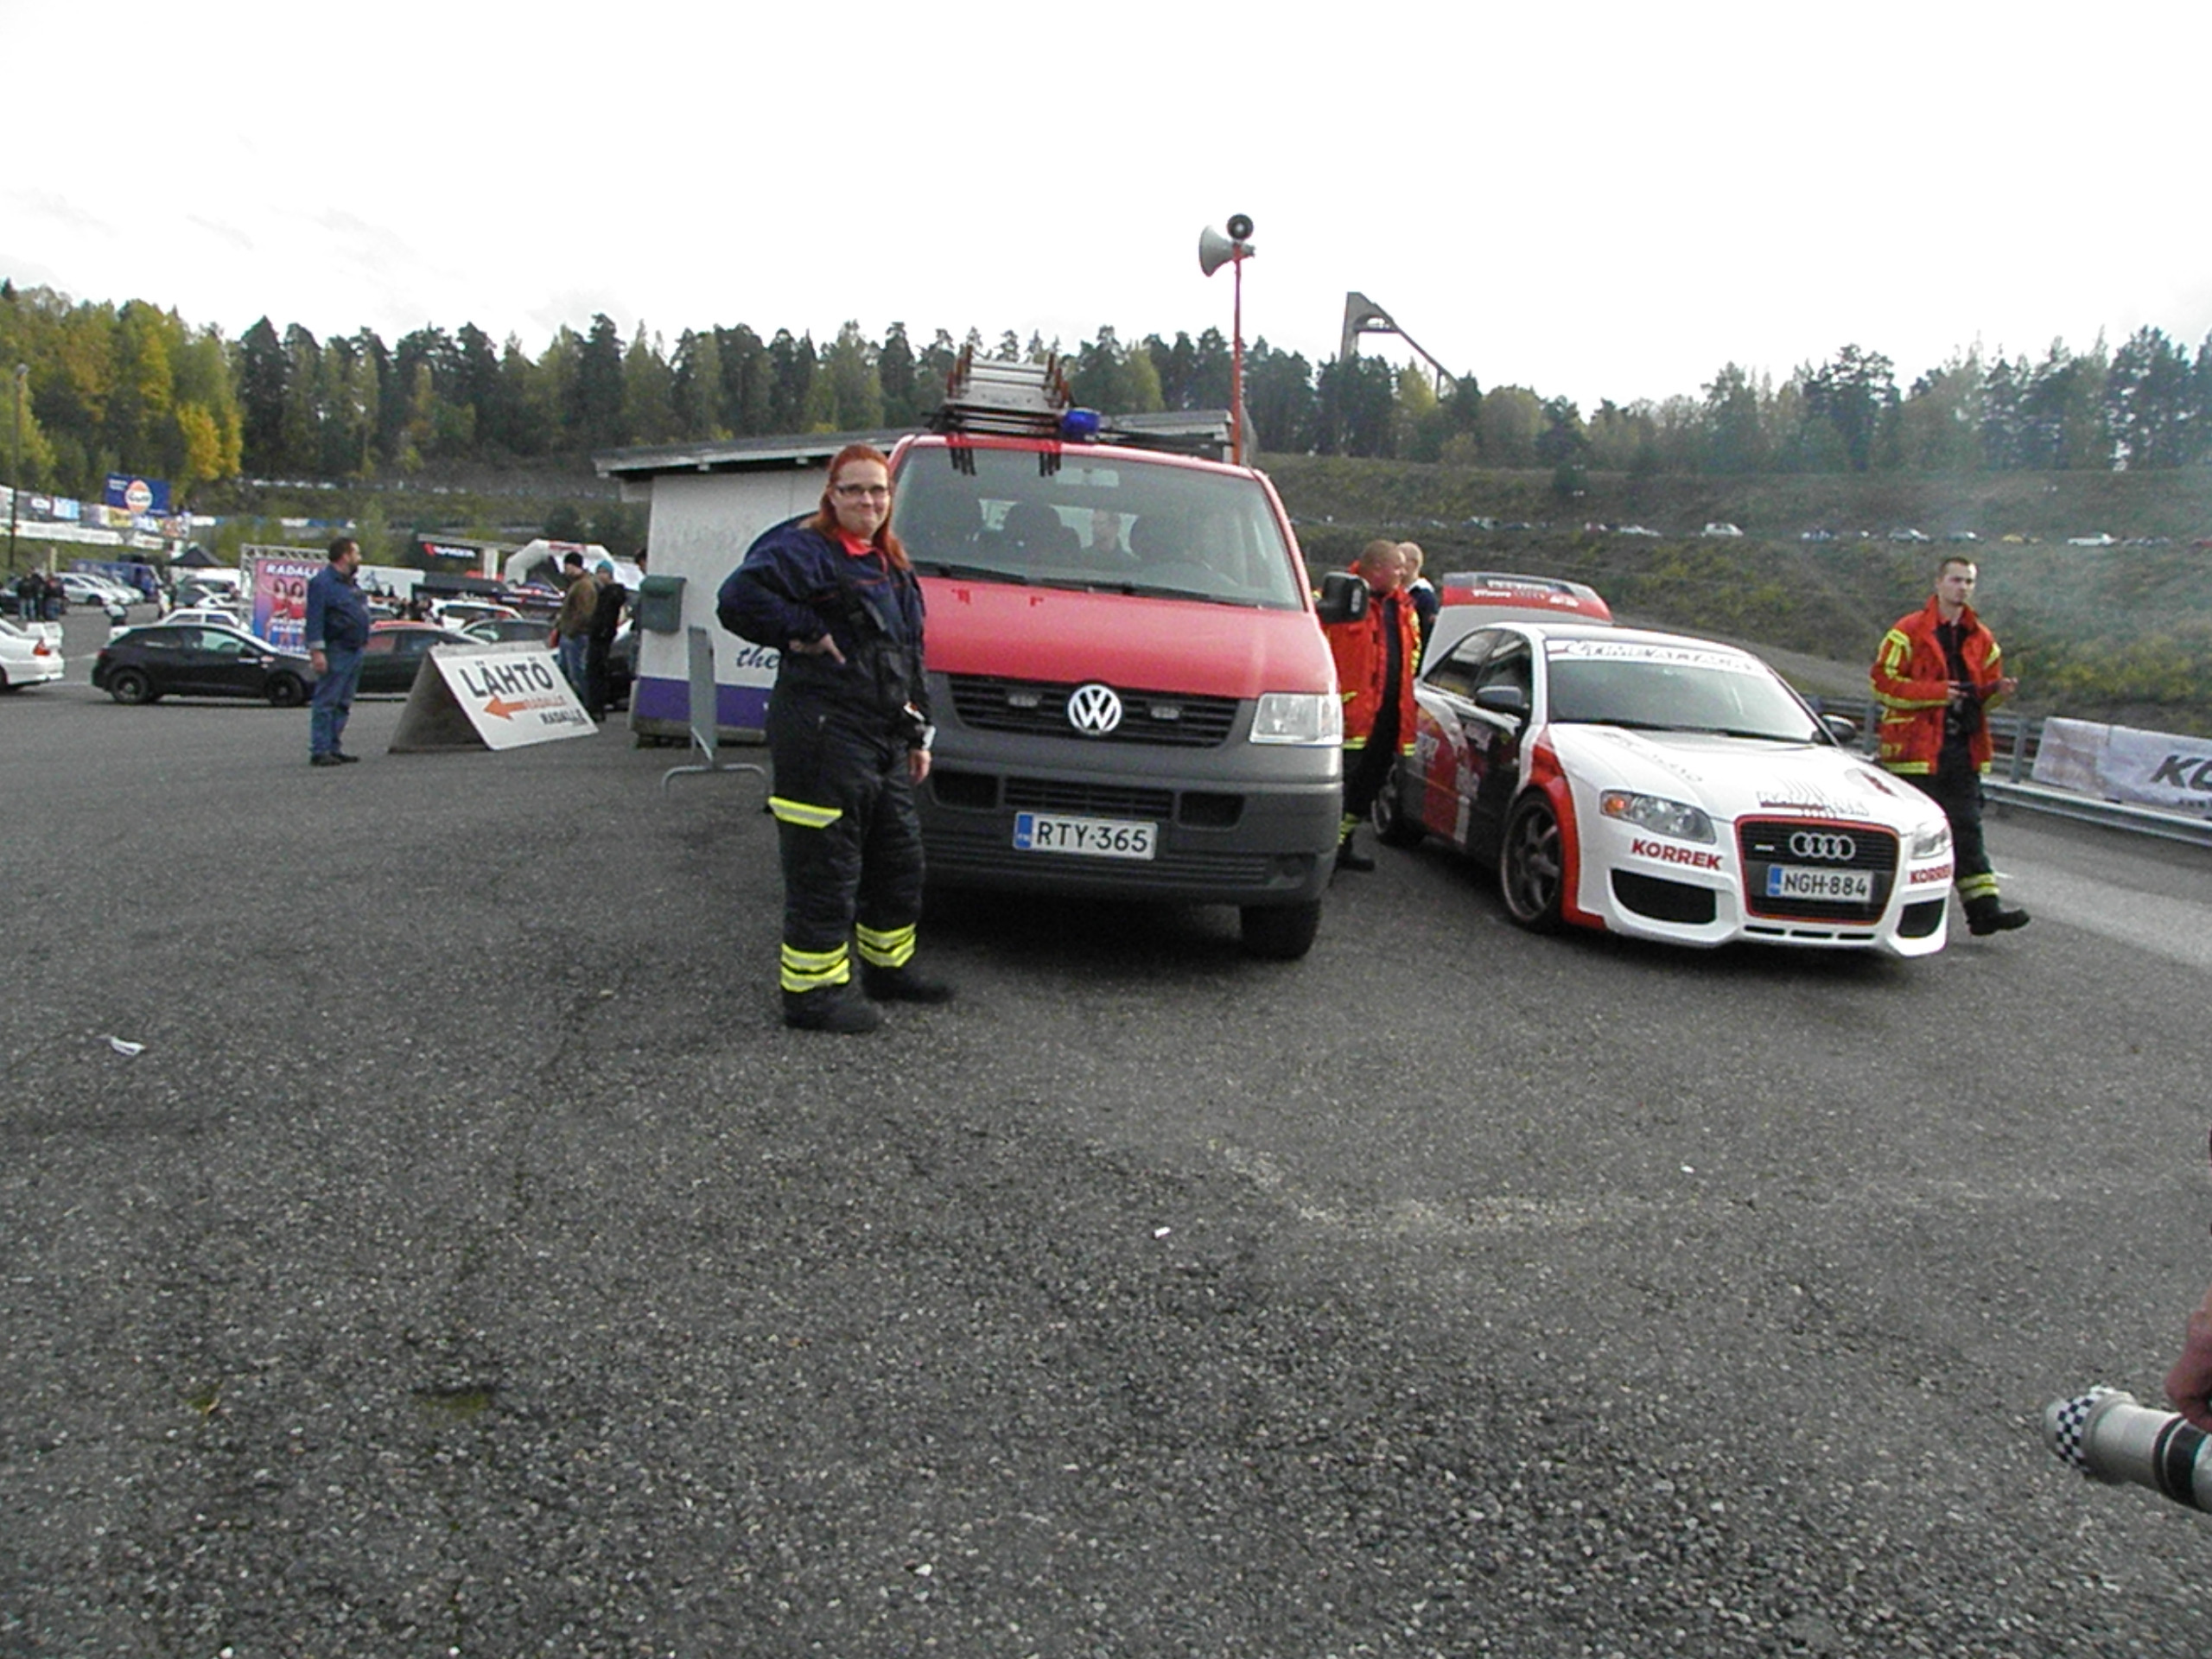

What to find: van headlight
left=1599, top=790, right=1715, bottom=843
left=1249, top=692, right=1342, bottom=746
left=1910, top=819, right=1952, bottom=858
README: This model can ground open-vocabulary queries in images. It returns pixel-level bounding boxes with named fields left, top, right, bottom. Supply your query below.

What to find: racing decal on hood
left=1755, top=774, right=1884, bottom=816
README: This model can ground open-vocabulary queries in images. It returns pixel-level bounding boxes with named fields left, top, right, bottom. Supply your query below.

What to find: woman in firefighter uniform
left=717, top=444, right=955, bottom=1033
left=1325, top=539, right=1421, bottom=872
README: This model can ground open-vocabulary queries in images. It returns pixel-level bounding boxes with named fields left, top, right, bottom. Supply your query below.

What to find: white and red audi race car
left=1373, top=620, right=1956, bottom=956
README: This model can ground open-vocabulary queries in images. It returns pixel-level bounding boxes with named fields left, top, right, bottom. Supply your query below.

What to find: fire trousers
left=1906, top=764, right=1999, bottom=906
left=766, top=702, right=925, bottom=995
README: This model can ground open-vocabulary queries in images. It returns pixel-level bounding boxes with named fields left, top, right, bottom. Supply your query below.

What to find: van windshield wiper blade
left=918, top=560, right=1026, bottom=584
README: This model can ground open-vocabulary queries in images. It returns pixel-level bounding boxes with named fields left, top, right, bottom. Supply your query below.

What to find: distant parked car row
left=87, top=616, right=634, bottom=713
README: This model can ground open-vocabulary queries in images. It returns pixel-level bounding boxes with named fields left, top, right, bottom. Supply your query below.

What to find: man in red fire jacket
left=1325, top=539, right=1421, bottom=873
left=1871, top=556, right=2028, bottom=936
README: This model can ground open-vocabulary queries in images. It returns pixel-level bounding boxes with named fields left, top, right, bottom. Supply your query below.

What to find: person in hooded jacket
left=717, top=444, right=954, bottom=1033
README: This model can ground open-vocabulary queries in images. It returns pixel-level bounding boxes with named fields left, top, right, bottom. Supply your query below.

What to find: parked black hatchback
left=92, top=623, right=315, bottom=707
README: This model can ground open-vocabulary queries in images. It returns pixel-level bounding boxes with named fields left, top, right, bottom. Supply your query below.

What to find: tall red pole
left=1231, top=257, right=1246, bottom=467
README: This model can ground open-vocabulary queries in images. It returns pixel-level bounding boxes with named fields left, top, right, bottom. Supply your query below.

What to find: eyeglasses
left=833, top=483, right=891, bottom=500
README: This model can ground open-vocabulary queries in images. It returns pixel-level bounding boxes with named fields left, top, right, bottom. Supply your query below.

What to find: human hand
left=790, top=634, right=847, bottom=665
left=309, top=649, right=327, bottom=675
left=2166, top=1296, right=2212, bottom=1431
left=908, top=747, right=931, bottom=785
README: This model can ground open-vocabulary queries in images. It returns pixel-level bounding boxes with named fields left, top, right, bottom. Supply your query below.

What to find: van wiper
left=918, top=560, right=1027, bottom=584
left=1096, top=579, right=1211, bottom=600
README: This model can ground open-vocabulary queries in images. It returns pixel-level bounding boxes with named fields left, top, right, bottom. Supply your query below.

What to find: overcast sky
left=7, top=0, right=2206, bottom=416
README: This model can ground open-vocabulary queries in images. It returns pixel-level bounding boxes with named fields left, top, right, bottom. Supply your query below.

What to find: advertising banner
left=2032, top=717, right=2212, bottom=817
left=103, top=474, right=171, bottom=514
left=246, top=555, right=323, bottom=652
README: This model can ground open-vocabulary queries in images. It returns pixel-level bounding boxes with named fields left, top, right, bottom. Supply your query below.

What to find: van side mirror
left=1474, top=683, right=1529, bottom=721
left=1316, top=570, right=1368, bottom=625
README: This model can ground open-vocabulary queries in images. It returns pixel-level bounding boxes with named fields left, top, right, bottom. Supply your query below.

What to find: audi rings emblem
left=1067, top=683, right=1125, bottom=736
left=1788, top=830, right=1857, bottom=861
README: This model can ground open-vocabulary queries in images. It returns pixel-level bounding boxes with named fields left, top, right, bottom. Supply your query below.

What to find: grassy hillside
left=1265, top=455, right=2212, bottom=735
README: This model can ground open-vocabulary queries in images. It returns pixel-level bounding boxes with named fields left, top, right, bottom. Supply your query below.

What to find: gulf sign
left=103, top=474, right=171, bottom=514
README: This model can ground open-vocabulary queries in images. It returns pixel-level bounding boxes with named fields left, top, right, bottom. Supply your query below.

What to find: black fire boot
left=1965, top=896, right=2031, bottom=936
left=782, top=985, right=883, bottom=1033
left=861, top=963, right=957, bottom=1005
left=1334, top=836, right=1376, bottom=873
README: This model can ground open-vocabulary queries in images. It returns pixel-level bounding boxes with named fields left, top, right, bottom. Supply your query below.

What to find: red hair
left=810, top=443, right=909, bottom=570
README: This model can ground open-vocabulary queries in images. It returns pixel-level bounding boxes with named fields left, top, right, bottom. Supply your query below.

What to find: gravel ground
left=5, top=661, right=2212, bottom=1656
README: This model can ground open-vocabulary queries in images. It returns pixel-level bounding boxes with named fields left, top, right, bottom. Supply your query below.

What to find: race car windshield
left=892, top=446, right=1304, bottom=609
left=1548, top=652, right=1825, bottom=742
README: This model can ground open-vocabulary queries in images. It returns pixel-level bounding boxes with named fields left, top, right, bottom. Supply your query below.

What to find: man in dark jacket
left=304, top=537, right=372, bottom=766
left=584, top=566, right=626, bottom=720
left=716, top=445, right=951, bottom=1034
left=550, top=551, right=597, bottom=698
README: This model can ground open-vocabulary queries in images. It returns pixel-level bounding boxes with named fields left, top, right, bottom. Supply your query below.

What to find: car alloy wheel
left=1370, top=760, right=1427, bottom=850
left=109, top=668, right=154, bottom=706
left=266, top=673, right=306, bottom=708
left=1499, top=794, right=1564, bottom=930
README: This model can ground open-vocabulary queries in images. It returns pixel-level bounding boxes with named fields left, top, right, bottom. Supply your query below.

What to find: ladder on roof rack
left=926, top=345, right=1233, bottom=462
left=931, top=349, right=1072, bottom=438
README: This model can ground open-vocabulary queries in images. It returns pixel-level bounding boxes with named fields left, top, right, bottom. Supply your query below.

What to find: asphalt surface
left=8, top=615, right=2212, bottom=1656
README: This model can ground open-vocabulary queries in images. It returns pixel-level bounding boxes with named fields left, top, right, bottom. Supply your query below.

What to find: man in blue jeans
left=304, top=537, right=372, bottom=766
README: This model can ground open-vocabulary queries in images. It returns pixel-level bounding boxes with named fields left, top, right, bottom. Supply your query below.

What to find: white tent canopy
left=502, top=539, right=641, bottom=591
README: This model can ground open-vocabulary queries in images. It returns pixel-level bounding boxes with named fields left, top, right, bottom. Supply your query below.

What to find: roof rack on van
left=929, top=347, right=1232, bottom=462
left=931, top=350, right=1075, bottom=439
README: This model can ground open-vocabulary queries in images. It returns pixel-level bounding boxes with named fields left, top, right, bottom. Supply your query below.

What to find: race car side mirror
left=1315, top=571, right=1368, bottom=625
left=1821, top=713, right=1859, bottom=746
left=1475, top=683, right=1529, bottom=722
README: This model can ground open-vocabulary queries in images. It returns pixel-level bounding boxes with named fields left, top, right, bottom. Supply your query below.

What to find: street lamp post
left=8, top=364, right=23, bottom=577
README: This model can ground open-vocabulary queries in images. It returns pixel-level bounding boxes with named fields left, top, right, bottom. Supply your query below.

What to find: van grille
left=947, top=675, right=1239, bottom=747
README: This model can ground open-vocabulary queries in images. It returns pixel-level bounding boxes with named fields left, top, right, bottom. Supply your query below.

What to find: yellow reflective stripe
left=780, top=942, right=849, bottom=992
left=1882, top=760, right=1932, bottom=774
left=769, top=796, right=843, bottom=830
left=1338, top=812, right=1361, bottom=838
left=1957, top=873, right=1999, bottom=899
left=855, top=923, right=916, bottom=969
left=1344, top=735, right=1367, bottom=751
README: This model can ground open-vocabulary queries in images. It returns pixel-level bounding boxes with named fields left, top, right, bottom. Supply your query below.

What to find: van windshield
left=892, top=445, right=1304, bottom=609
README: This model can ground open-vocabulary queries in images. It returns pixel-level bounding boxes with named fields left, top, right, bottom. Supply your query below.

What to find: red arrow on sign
left=483, top=696, right=529, bottom=720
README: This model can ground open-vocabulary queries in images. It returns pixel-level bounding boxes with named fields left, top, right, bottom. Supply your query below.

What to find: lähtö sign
left=388, top=641, right=594, bottom=753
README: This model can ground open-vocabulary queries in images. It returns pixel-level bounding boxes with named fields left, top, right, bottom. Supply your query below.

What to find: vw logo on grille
left=1066, top=683, right=1124, bottom=736
left=1789, top=830, right=1857, bottom=861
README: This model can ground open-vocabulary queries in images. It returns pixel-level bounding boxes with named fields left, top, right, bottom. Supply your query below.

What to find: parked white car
left=57, top=574, right=131, bottom=617
left=2066, top=533, right=2117, bottom=548
left=0, top=617, right=65, bottom=689
left=1373, top=620, right=1955, bottom=957
left=154, top=605, right=251, bottom=632
left=1700, top=522, right=1744, bottom=538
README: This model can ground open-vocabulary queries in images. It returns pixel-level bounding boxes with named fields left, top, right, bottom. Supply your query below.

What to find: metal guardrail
left=1809, top=696, right=2212, bottom=851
